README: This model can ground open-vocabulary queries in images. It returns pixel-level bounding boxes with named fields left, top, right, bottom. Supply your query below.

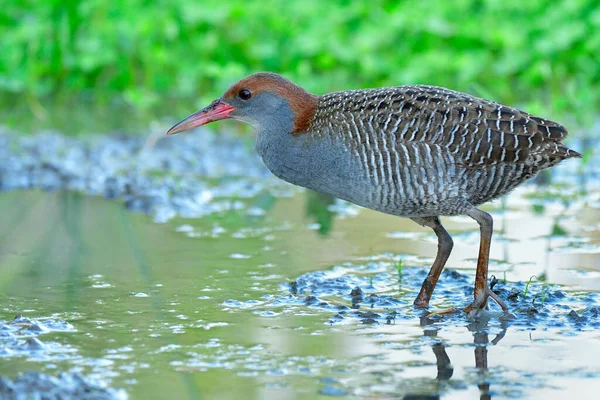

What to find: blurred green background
left=1, top=0, right=599, bottom=134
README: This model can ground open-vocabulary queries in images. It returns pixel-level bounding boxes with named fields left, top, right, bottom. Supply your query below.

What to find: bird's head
left=167, top=72, right=318, bottom=136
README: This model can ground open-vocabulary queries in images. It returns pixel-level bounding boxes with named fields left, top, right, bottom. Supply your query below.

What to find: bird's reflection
left=468, top=318, right=507, bottom=400
left=305, top=190, right=337, bottom=236
left=431, top=341, right=454, bottom=382
left=416, top=313, right=508, bottom=400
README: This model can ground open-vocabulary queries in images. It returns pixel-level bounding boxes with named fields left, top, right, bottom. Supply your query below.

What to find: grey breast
left=259, top=125, right=374, bottom=208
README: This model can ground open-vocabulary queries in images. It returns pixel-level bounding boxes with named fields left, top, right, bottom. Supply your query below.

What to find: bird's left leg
left=411, top=216, right=454, bottom=308
left=463, top=208, right=508, bottom=318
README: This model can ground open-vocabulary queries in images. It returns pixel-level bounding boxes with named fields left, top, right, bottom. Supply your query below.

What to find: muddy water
left=0, top=166, right=599, bottom=400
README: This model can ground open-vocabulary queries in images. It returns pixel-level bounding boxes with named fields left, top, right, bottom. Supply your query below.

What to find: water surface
left=1, top=126, right=599, bottom=399
left=0, top=178, right=599, bottom=399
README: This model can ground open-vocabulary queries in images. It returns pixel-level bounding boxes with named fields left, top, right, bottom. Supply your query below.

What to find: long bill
left=166, top=99, right=236, bottom=135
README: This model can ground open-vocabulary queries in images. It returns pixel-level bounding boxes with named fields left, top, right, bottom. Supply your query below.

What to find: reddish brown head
left=167, top=72, right=318, bottom=136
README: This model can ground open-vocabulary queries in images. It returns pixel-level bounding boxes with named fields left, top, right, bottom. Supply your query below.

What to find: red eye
left=239, top=89, right=252, bottom=101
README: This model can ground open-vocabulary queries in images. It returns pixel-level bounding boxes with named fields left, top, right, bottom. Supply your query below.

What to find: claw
left=464, top=286, right=509, bottom=319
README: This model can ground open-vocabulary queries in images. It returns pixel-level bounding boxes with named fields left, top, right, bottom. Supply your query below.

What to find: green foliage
left=1, top=0, right=599, bottom=127
left=523, top=275, right=537, bottom=298
left=540, top=285, right=550, bottom=305
left=551, top=222, right=568, bottom=236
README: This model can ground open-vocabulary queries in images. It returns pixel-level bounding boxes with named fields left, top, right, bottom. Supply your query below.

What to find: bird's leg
left=411, top=216, right=454, bottom=308
left=464, top=208, right=509, bottom=318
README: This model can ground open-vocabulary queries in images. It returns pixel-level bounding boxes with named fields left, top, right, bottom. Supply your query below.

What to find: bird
left=167, top=72, right=580, bottom=317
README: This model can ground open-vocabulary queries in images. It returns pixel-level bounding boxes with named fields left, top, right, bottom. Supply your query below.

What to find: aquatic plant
left=397, top=258, right=404, bottom=279
left=522, top=276, right=537, bottom=299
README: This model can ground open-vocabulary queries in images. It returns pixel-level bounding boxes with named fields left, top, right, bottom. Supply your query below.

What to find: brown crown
left=222, top=72, right=319, bottom=134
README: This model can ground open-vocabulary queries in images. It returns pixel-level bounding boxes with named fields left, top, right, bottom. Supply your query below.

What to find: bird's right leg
left=410, top=216, right=454, bottom=308
left=463, top=208, right=509, bottom=318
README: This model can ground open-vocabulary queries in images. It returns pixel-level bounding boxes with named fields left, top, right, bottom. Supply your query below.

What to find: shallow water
left=0, top=130, right=599, bottom=399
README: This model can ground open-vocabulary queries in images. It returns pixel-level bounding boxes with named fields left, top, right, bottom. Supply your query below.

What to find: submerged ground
left=0, top=126, right=599, bottom=399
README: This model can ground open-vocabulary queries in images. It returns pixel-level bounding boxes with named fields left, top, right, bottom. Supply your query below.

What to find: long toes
left=463, top=288, right=489, bottom=318
left=465, top=288, right=509, bottom=318
left=429, top=307, right=460, bottom=316
left=489, top=290, right=509, bottom=312
left=465, top=301, right=487, bottom=319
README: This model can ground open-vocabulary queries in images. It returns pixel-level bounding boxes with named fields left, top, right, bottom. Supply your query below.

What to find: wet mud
left=0, top=314, right=75, bottom=357
left=0, top=372, right=127, bottom=400
left=0, top=314, right=126, bottom=399
left=280, top=265, right=600, bottom=330
left=0, top=129, right=286, bottom=223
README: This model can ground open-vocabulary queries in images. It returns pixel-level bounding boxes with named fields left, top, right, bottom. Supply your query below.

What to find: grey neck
left=254, top=104, right=296, bottom=160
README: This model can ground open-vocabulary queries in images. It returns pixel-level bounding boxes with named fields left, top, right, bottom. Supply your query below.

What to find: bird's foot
left=428, top=307, right=460, bottom=316
left=413, top=276, right=438, bottom=309
left=463, top=286, right=508, bottom=319
left=413, top=296, right=459, bottom=315
left=413, top=297, right=429, bottom=309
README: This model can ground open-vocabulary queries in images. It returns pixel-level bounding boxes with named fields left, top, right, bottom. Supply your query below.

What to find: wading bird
left=167, top=72, right=580, bottom=317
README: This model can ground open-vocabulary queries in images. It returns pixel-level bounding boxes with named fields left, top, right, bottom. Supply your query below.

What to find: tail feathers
left=549, top=142, right=581, bottom=160
left=527, top=142, right=581, bottom=169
